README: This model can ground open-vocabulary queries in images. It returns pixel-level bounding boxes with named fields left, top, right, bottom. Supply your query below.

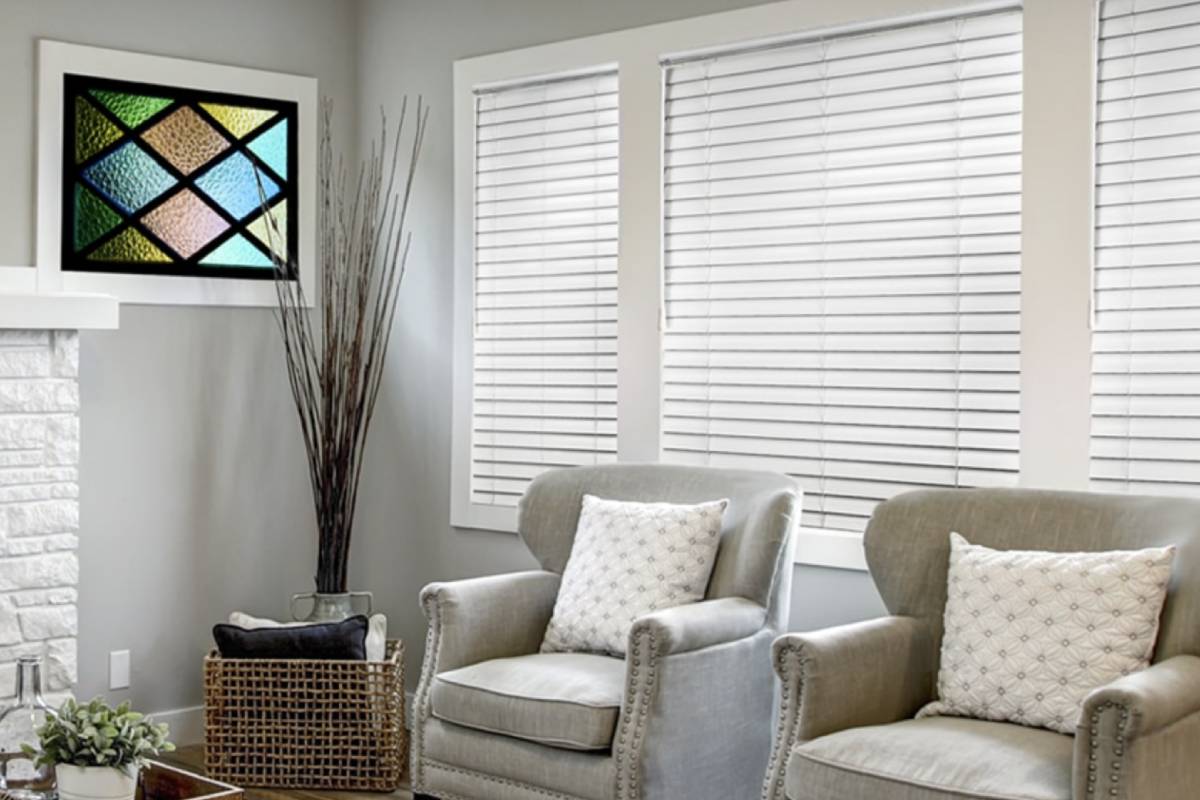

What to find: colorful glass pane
left=200, top=234, right=272, bottom=268
left=64, top=75, right=296, bottom=278
left=141, top=107, right=230, bottom=175
left=247, top=119, right=287, bottom=178
left=88, top=89, right=172, bottom=129
left=198, top=103, right=277, bottom=139
left=195, top=152, right=280, bottom=220
left=87, top=228, right=171, bottom=263
left=81, top=142, right=177, bottom=214
left=74, top=97, right=123, bottom=164
left=140, top=189, right=230, bottom=259
left=73, top=184, right=123, bottom=251
left=247, top=201, right=288, bottom=261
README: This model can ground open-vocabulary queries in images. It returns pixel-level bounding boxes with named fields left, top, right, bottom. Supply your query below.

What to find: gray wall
left=351, top=0, right=885, bottom=686
left=0, top=0, right=885, bottom=720
left=0, top=0, right=359, bottom=712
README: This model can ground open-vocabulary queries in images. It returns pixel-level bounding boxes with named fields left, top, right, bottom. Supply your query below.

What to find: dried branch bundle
left=259, top=98, right=428, bottom=593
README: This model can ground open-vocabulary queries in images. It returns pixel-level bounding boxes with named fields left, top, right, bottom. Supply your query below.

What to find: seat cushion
left=430, top=652, right=625, bottom=751
left=786, top=717, right=1073, bottom=800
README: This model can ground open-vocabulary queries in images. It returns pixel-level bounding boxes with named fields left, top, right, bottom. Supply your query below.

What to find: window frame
left=452, top=0, right=1099, bottom=569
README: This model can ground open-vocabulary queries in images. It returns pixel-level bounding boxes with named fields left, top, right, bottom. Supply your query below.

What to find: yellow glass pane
left=247, top=201, right=288, bottom=261
left=198, top=103, right=278, bottom=139
left=87, top=228, right=171, bottom=263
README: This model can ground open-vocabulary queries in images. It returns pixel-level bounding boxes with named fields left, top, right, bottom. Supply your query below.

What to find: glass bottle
left=0, top=657, right=56, bottom=800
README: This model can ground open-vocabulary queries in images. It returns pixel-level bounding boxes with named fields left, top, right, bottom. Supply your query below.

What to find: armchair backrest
left=518, top=464, right=799, bottom=630
left=864, top=488, right=1200, bottom=670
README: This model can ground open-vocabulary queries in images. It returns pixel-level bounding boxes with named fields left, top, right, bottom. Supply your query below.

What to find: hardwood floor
left=161, top=745, right=413, bottom=800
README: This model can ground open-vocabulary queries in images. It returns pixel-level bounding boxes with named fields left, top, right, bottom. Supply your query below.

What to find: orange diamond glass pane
left=141, top=107, right=230, bottom=175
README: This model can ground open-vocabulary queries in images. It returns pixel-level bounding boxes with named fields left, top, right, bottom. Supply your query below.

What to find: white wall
left=0, top=0, right=358, bottom=715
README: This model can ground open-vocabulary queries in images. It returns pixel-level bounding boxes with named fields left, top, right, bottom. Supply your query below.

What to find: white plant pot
left=55, top=765, right=137, bottom=800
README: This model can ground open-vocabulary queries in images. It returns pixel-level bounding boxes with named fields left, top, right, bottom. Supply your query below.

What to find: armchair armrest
left=1074, top=655, right=1200, bottom=800
left=629, top=596, right=767, bottom=656
left=419, top=570, right=561, bottom=673
left=762, top=616, right=935, bottom=800
left=615, top=597, right=771, bottom=799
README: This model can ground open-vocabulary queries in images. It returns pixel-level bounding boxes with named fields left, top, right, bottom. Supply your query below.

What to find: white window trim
left=452, top=0, right=1099, bottom=571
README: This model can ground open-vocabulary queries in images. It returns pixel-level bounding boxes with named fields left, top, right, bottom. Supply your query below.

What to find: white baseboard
left=794, top=527, right=868, bottom=571
left=149, top=705, right=204, bottom=747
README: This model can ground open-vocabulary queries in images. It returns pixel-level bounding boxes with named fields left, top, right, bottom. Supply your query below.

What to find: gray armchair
left=764, top=488, right=1200, bottom=800
left=411, top=464, right=799, bottom=800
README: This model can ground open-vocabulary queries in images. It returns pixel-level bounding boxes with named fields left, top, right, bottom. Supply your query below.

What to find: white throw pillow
left=229, top=611, right=388, bottom=662
left=918, top=533, right=1175, bottom=734
left=541, top=494, right=728, bottom=656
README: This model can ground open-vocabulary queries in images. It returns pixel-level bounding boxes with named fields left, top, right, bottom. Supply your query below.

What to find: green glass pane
left=200, top=234, right=272, bottom=268
left=73, top=184, right=122, bottom=251
left=87, top=228, right=171, bottom=263
left=74, top=97, right=123, bottom=164
left=89, top=89, right=172, bottom=129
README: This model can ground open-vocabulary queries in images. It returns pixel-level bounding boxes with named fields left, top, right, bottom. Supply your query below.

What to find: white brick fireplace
left=0, top=290, right=118, bottom=701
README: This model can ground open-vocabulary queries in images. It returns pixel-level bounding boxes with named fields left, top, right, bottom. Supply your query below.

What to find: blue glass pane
left=195, top=152, right=280, bottom=221
left=200, top=234, right=273, bottom=268
left=81, top=142, right=176, bottom=215
left=247, top=119, right=287, bottom=179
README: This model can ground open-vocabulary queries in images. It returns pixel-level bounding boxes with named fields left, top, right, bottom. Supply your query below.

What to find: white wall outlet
left=109, top=650, right=130, bottom=690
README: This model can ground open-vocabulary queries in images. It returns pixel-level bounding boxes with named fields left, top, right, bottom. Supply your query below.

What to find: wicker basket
left=203, top=640, right=405, bottom=791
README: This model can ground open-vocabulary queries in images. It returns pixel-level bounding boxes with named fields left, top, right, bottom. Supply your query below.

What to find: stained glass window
left=62, top=75, right=297, bottom=279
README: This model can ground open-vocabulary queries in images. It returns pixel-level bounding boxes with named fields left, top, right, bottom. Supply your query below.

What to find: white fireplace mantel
left=0, top=267, right=119, bottom=330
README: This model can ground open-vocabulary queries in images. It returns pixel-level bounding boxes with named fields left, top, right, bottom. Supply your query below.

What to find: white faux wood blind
left=470, top=70, right=619, bottom=507
left=1091, top=0, right=1200, bottom=495
left=661, top=9, right=1023, bottom=533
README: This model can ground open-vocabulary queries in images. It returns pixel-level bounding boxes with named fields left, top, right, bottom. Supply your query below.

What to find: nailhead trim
left=761, top=644, right=805, bottom=800
left=411, top=589, right=444, bottom=793
left=614, top=622, right=662, bottom=800
left=1084, top=701, right=1134, bottom=800
left=423, top=760, right=583, bottom=800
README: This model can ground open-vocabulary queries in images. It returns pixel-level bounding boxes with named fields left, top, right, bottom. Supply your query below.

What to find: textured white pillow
left=541, top=494, right=728, bottom=656
left=229, top=611, right=388, bottom=661
left=919, top=533, right=1175, bottom=734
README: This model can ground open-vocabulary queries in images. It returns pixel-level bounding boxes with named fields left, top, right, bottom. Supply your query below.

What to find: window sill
left=794, top=527, right=867, bottom=571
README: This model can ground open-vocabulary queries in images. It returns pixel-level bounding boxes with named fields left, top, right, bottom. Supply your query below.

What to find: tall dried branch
left=258, top=97, right=428, bottom=593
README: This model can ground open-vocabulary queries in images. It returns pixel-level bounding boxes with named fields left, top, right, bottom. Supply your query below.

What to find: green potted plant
left=24, top=698, right=174, bottom=800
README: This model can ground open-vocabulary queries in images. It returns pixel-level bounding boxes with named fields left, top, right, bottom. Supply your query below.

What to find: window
left=661, top=9, right=1023, bottom=532
left=465, top=69, right=619, bottom=513
left=65, top=75, right=296, bottom=278
left=450, top=0, right=1101, bottom=561
left=1091, top=0, right=1200, bottom=495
